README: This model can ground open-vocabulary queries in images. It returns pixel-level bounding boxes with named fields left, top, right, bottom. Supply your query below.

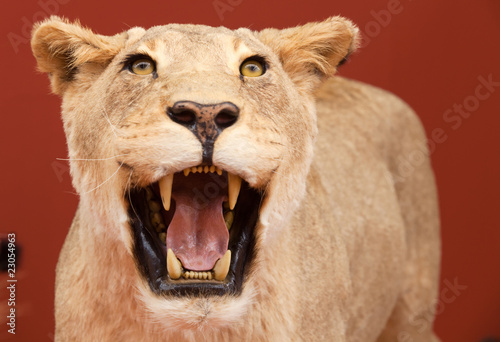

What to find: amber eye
left=131, top=59, right=155, bottom=75
left=240, top=59, right=265, bottom=77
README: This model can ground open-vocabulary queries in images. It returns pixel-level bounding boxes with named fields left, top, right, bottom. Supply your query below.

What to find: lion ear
left=31, top=16, right=127, bottom=95
left=258, top=16, right=359, bottom=93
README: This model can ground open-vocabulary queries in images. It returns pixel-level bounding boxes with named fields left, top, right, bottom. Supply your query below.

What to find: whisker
left=127, top=171, right=145, bottom=231
left=100, top=105, right=119, bottom=137
left=56, top=154, right=129, bottom=162
left=82, top=162, right=124, bottom=194
left=124, top=169, right=133, bottom=198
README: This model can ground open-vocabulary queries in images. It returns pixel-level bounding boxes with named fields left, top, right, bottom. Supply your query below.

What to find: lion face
left=110, top=25, right=303, bottom=296
left=32, top=16, right=358, bottom=327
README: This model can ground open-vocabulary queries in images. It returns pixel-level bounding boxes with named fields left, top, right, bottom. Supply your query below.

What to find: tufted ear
left=31, top=16, right=127, bottom=95
left=258, top=16, right=359, bottom=93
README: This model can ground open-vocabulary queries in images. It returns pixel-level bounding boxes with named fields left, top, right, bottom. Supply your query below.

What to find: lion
left=31, top=16, right=441, bottom=341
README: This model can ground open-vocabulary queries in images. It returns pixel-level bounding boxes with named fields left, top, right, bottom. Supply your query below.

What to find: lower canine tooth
left=227, top=173, right=242, bottom=210
left=213, top=250, right=231, bottom=281
left=167, top=249, right=182, bottom=280
left=159, top=174, right=173, bottom=211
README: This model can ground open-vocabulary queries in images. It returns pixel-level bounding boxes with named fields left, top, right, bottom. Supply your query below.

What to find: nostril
left=167, top=101, right=239, bottom=130
left=167, top=107, right=197, bottom=126
left=174, top=110, right=196, bottom=124
left=215, top=109, right=238, bottom=128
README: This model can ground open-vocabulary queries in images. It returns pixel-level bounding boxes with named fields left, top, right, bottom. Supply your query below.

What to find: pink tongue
left=166, top=176, right=229, bottom=271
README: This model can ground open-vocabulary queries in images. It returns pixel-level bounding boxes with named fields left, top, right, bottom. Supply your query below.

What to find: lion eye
left=131, top=59, right=155, bottom=75
left=240, top=59, right=265, bottom=77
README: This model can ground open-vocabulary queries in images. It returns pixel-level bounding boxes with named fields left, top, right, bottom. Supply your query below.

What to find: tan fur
left=32, top=16, right=441, bottom=341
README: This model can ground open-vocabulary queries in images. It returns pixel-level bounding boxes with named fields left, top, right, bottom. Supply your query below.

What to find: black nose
left=167, top=101, right=240, bottom=164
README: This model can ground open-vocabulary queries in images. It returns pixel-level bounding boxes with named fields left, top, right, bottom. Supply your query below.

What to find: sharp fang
left=159, top=174, right=173, bottom=211
left=183, top=168, right=190, bottom=176
left=227, top=173, right=242, bottom=210
left=167, top=249, right=182, bottom=280
left=213, top=250, right=231, bottom=281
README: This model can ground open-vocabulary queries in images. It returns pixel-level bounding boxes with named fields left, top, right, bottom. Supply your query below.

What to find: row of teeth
left=167, top=249, right=231, bottom=281
left=184, top=165, right=223, bottom=176
left=159, top=166, right=242, bottom=211
left=146, top=189, right=167, bottom=243
left=183, top=271, right=213, bottom=280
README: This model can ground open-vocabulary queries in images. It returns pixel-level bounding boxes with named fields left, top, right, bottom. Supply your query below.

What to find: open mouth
left=128, top=165, right=262, bottom=296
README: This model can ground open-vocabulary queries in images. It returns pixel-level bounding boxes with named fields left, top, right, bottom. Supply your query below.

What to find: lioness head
left=32, top=16, right=358, bottom=329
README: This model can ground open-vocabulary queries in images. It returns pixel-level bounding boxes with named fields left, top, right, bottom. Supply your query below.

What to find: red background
left=1, top=0, right=499, bottom=341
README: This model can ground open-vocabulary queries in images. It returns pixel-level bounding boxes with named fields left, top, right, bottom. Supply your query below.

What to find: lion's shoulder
left=315, top=77, right=427, bottom=164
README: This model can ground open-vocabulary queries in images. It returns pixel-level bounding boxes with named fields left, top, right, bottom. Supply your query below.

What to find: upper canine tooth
left=216, top=167, right=222, bottom=176
left=213, top=250, right=231, bottom=281
left=159, top=174, right=173, bottom=211
left=183, top=168, right=190, bottom=176
left=227, top=173, right=242, bottom=210
left=167, top=249, right=182, bottom=280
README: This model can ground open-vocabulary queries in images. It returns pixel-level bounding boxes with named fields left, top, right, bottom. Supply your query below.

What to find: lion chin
left=32, top=15, right=441, bottom=342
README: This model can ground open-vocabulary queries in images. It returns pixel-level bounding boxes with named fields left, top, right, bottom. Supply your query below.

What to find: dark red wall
left=1, top=0, right=499, bottom=341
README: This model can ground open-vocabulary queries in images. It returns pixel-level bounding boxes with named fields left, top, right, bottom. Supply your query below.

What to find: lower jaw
left=128, top=182, right=261, bottom=297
